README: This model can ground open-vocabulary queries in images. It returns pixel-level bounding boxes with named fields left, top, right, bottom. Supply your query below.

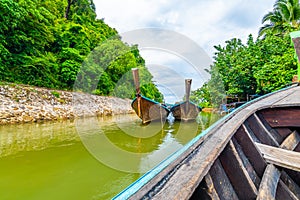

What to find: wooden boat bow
left=170, top=79, right=201, bottom=121
left=131, top=68, right=169, bottom=124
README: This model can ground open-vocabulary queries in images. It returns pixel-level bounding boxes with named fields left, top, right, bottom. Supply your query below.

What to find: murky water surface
left=0, top=113, right=221, bottom=199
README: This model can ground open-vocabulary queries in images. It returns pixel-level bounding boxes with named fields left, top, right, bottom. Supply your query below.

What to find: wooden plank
left=232, top=137, right=261, bottom=188
left=243, top=122, right=260, bottom=143
left=219, top=140, right=257, bottom=199
left=276, top=180, right=299, bottom=200
left=274, top=88, right=300, bottom=105
left=234, top=125, right=267, bottom=177
left=275, top=128, right=292, bottom=139
left=285, top=169, right=300, bottom=186
left=260, top=107, right=300, bottom=128
left=257, top=164, right=281, bottom=200
left=209, top=159, right=239, bottom=200
left=257, top=112, right=284, bottom=143
left=281, top=171, right=300, bottom=199
left=256, top=143, right=300, bottom=172
left=204, top=174, right=220, bottom=200
left=295, top=142, right=300, bottom=152
left=190, top=174, right=220, bottom=200
left=246, top=114, right=279, bottom=146
left=280, top=130, right=300, bottom=150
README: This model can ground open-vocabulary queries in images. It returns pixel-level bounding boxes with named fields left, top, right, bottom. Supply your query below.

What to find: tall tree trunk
left=65, top=0, right=73, bottom=19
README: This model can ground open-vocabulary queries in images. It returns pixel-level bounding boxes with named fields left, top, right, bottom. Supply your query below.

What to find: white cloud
left=94, top=0, right=275, bottom=102
left=95, top=0, right=274, bottom=50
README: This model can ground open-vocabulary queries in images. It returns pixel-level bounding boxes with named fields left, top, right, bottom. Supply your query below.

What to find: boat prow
left=131, top=95, right=169, bottom=124
left=170, top=79, right=201, bottom=121
left=170, top=101, right=201, bottom=121
left=131, top=68, right=169, bottom=124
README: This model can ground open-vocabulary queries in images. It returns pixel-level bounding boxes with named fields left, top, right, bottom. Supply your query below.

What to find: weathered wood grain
left=190, top=173, right=220, bottom=200
left=131, top=96, right=169, bottom=124
left=246, top=114, right=279, bottom=146
left=234, top=125, right=266, bottom=177
left=209, top=159, right=239, bottom=200
left=232, top=137, right=261, bottom=188
left=280, top=130, right=300, bottom=150
left=219, top=140, right=257, bottom=199
left=257, top=164, right=281, bottom=200
left=280, top=171, right=300, bottom=199
left=275, top=128, right=293, bottom=139
left=256, top=143, right=300, bottom=172
left=276, top=180, right=299, bottom=200
left=260, top=107, right=300, bottom=128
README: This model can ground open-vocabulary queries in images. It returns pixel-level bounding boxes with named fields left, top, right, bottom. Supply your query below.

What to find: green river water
left=0, top=113, right=221, bottom=200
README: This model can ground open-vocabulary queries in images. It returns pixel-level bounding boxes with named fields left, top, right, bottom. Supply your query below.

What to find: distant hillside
left=0, top=0, right=163, bottom=102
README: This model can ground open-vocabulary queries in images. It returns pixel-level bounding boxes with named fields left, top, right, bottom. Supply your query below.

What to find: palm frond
left=294, top=7, right=300, bottom=20
left=258, top=24, right=274, bottom=37
left=277, top=1, right=292, bottom=22
left=262, top=11, right=276, bottom=23
left=260, top=0, right=300, bottom=36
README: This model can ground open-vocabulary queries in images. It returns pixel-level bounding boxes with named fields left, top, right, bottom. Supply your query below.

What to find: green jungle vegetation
left=0, top=0, right=163, bottom=102
left=191, top=0, right=300, bottom=108
left=2, top=0, right=299, bottom=106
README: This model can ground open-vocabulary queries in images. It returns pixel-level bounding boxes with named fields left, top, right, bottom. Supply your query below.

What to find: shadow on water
left=0, top=112, right=221, bottom=200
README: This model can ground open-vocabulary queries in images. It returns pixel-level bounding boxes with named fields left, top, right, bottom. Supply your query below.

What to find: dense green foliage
left=191, top=33, right=297, bottom=108
left=0, top=0, right=163, bottom=101
left=191, top=0, right=299, bottom=108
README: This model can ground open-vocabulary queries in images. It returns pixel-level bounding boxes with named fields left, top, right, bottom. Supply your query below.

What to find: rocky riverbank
left=0, top=83, right=134, bottom=125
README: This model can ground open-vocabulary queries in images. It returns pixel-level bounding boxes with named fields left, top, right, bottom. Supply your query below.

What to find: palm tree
left=259, top=0, right=300, bottom=37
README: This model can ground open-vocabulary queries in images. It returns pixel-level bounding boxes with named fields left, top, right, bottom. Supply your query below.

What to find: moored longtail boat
left=114, top=84, right=300, bottom=199
left=131, top=68, right=169, bottom=124
left=170, top=79, right=201, bottom=121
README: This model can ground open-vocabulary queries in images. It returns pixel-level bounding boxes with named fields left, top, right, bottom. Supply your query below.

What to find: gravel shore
left=0, top=83, right=134, bottom=125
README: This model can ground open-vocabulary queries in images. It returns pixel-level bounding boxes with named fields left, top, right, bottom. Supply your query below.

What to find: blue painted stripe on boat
left=170, top=101, right=201, bottom=111
left=131, top=95, right=169, bottom=110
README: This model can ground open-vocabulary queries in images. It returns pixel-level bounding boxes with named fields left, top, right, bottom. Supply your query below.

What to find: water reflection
left=76, top=113, right=220, bottom=173
left=0, top=120, right=79, bottom=158
left=0, top=113, right=220, bottom=163
left=0, top=112, right=221, bottom=200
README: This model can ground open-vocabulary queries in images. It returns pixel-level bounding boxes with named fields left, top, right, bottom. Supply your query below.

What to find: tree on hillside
left=259, top=0, right=300, bottom=37
left=65, top=0, right=96, bottom=21
left=0, top=0, right=164, bottom=101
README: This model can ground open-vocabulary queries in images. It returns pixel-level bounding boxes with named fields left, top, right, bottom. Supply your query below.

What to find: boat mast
left=132, top=68, right=142, bottom=117
left=185, top=79, right=192, bottom=114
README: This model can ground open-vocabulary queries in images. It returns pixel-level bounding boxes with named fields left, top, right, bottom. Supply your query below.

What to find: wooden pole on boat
left=132, top=68, right=141, bottom=118
left=185, top=79, right=192, bottom=115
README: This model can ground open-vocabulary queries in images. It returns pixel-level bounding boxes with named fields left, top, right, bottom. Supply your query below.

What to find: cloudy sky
left=94, top=0, right=275, bottom=103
